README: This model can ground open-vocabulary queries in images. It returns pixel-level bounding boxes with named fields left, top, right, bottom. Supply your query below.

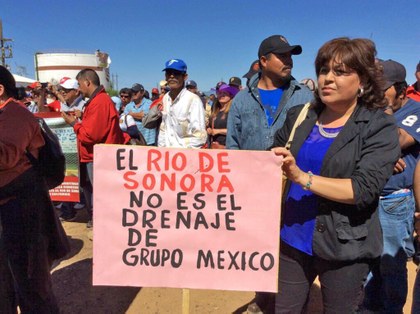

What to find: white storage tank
left=35, top=50, right=111, bottom=89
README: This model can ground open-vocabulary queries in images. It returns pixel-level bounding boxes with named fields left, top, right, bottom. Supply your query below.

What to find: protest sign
left=93, top=145, right=282, bottom=292
left=35, top=112, right=79, bottom=202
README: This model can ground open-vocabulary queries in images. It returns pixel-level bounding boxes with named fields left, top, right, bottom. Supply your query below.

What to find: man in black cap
left=229, top=76, right=242, bottom=90
left=123, top=83, right=155, bottom=145
left=362, top=59, right=420, bottom=313
left=226, top=34, right=314, bottom=313
left=227, top=34, right=313, bottom=151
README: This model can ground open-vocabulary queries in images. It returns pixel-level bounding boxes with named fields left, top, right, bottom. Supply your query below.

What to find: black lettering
left=209, top=213, right=220, bottom=229
left=217, top=250, right=225, bottom=269
left=216, top=194, right=227, bottom=210
left=161, top=210, right=171, bottom=228
left=171, top=249, right=183, bottom=268
left=145, top=229, right=158, bottom=247
left=122, top=208, right=138, bottom=227
left=147, top=193, right=162, bottom=208
left=177, top=192, right=188, bottom=210
left=194, top=212, right=209, bottom=229
left=225, top=212, right=236, bottom=231
left=227, top=251, right=240, bottom=270
left=241, top=252, right=246, bottom=270
left=127, top=228, right=142, bottom=246
left=129, top=191, right=144, bottom=208
left=230, top=194, right=242, bottom=211
left=260, top=253, right=275, bottom=271
left=128, top=149, right=138, bottom=170
left=142, top=209, right=156, bottom=228
left=140, top=248, right=150, bottom=266
left=116, top=148, right=126, bottom=170
left=197, top=250, right=215, bottom=269
left=122, top=248, right=138, bottom=266
left=193, top=193, right=206, bottom=210
left=249, top=252, right=259, bottom=271
left=176, top=211, right=191, bottom=229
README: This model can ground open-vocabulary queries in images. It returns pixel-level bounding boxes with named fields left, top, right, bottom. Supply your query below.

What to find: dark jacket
left=272, top=103, right=400, bottom=261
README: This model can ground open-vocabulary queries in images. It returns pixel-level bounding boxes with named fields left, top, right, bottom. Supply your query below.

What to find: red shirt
left=73, top=88, right=126, bottom=162
left=406, top=85, right=420, bottom=102
left=0, top=98, right=44, bottom=188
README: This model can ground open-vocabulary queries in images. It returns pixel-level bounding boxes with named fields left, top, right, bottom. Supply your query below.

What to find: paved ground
left=52, top=214, right=417, bottom=313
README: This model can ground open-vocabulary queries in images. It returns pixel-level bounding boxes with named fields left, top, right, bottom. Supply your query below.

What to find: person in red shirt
left=62, top=69, right=127, bottom=228
left=406, top=61, right=420, bottom=102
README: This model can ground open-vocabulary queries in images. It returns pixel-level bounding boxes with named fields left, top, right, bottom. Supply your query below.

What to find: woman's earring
left=358, top=87, right=364, bottom=97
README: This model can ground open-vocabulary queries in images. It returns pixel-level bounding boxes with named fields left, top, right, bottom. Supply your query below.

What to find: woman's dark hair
left=314, top=37, right=387, bottom=109
left=0, top=65, right=18, bottom=98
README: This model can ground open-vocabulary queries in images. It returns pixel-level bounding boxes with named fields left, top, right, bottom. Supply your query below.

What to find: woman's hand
left=207, top=128, right=213, bottom=135
left=271, top=147, right=305, bottom=184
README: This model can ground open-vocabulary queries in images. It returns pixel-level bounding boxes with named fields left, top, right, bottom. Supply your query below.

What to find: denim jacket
left=226, top=73, right=314, bottom=150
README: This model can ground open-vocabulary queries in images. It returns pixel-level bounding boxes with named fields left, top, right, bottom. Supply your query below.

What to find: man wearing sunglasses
left=157, top=58, right=207, bottom=148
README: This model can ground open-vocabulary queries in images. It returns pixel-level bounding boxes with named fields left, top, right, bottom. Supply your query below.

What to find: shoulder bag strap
left=285, top=102, right=311, bottom=150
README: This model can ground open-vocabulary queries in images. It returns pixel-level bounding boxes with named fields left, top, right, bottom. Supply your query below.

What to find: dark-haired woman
left=0, top=65, right=69, bottom=313
left=207, top=84, right=238, bottom=149
left=271, top=38, right=400, bottom=312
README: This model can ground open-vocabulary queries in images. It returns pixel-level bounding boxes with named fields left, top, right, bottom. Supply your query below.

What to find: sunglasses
left=60, top=88, right=75, bottom=95
left=165, top=69, right=184, bottom=76
left=120, top=94, right=131, bottom=98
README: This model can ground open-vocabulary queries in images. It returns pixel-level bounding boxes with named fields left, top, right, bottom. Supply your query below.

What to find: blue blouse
left=281, top=124, right=343, bottom=255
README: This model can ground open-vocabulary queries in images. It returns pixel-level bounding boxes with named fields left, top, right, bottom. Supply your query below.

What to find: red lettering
left=198, top=152, right=214, bottom=172
left=217, top=175, right=234, bottom=193
left=180, top=174, right=195, bottom=192
left=142, top=174, right=156, bottom=190
left=147, top=149, right=161, bottom=171
left=172, top=152, right=187, bottom=171
left=160, top=173, right=176, bottom=191
left=217, top=152, right=230, bottom=173
left=201, top=174, right=214, bottom=192
left=123, top=171, right=138, bottom=189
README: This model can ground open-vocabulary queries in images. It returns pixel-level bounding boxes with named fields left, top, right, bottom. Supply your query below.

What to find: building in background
left=35, top=50, right=111, bottom=89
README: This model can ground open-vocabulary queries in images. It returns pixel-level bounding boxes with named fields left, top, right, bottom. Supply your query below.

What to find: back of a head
left=76, top=68, right=100, bottom=86
left=0, top=65, right=18, bottom=99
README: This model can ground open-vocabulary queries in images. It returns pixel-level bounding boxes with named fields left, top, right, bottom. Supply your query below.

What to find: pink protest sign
left=93, top=145, right=283, bottom=292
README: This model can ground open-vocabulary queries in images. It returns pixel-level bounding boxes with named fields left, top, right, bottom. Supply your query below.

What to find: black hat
left=380, top=59, right=406, bottom=90
left=131, top=83, right=144, bottom=93
left=229, top=77, right=242, bottom=87
left=243, top=60, right=260, bottom=79
left=258, top=35, right=302, bottom=58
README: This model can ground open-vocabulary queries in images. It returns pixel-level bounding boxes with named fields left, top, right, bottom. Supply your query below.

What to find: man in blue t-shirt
left=363, top=60, right=420, bottom=313
left=124, top=83, right=155, bottom=145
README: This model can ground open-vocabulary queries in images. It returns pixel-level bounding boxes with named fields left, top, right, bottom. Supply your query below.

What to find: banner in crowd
left=93, top=145, right=283, bottom=292
left=35, top=112, right=80, bottom=202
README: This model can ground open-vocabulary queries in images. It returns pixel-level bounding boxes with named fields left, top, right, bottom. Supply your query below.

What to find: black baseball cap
left=258, top=35, right=302, bottom=58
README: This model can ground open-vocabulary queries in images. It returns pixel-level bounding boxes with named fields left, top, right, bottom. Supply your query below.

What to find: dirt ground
left=52, top=212, right=417, bottom=314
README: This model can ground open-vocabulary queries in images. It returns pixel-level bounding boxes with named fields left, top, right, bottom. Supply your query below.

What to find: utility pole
left=0, top=19, right=13, bottom=68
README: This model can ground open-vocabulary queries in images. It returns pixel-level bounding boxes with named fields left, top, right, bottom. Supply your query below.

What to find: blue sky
left=2, top=0, right=419, bottom=93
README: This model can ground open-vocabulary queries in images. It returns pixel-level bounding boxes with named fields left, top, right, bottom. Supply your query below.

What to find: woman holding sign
left=271, top=38, right=400, bottom=312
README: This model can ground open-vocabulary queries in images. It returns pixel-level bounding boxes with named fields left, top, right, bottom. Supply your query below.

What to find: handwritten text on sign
left=93, top=146, right=282, bottom=292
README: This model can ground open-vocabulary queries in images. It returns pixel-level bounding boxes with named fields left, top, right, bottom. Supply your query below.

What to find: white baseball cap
left=59, top=77, right=79, bottom=90
left=119, top=114, right=136, bottom=132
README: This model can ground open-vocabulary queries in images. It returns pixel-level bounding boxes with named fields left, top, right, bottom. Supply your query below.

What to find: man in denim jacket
left=226, top=35, right=313, bottom=313
left=226, top=35, right=313, bottom=151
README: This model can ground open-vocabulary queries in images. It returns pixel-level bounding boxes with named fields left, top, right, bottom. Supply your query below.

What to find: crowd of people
left=0, top=33, right=419, bottom=313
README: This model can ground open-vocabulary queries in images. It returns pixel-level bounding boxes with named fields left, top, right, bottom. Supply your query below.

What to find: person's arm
left=399, top=128, right=416, bottom=150
left=225, top=99, right=240, bottom=149
left=413, top=161, right=420, bottom=236
left=186, top=96, right=207, bottom=148
left=129, top=111, right=145, bottom=121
